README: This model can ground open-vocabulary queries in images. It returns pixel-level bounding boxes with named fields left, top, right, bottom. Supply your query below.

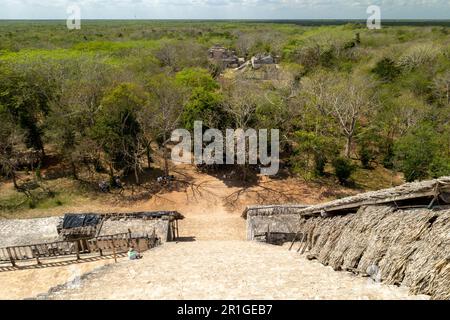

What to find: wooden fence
left=0, top=230, right=159, bottom=268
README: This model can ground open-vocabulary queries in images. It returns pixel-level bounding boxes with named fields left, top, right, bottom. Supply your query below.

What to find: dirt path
left=129, top=169, right=248, bottom=240
left=46, top=241, right=428, bottom=300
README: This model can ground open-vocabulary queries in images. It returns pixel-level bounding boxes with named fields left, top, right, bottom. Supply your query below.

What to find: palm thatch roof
left=242, top=205, right=310, bottom=219
left=294, top=205, right=449, bottom=300
left=243, top=176, right=450, bottom=219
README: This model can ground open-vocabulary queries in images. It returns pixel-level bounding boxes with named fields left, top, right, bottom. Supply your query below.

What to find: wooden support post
left=6, top=247, right=16, bottom=267
left=171, top=221, right=176, bottom=241
left=33, top=246, right=41, bottom=265
left=289, top=232, right=300, bottom=251
left=111, top=238, right=117, bottom=263
left=12, top=247, right=18, bottom=260
left=128, top=229, right=132, bottom=247
left=297, top=233, right=307, bottom=253
left=75, top=241, right=80, bottom=260
left=299, top=234, right=309, bottom=254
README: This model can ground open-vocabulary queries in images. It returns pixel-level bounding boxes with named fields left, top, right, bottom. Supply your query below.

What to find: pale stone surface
left=47, top=241, right=429, bottom=300
left=99, top=219, right=170, bottom=242
left=0, top=256, right=121, bottom=300
left=0, top=217, right=61, bottom=247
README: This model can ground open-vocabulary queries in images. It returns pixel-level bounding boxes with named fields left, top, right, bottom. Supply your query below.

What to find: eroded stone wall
left=0, top=217, right=61, bottom=247
left=246, top=213, right=301, bottom=241
left=99, top=218, right=171, bottom=242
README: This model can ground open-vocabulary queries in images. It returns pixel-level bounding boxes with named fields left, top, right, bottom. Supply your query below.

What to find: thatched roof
left=101, top=211, right=185, bottom=221
left=60, top=211, right=185, bottom=223
left=242, top=205, right=310, bottom=219
left=294, top=205, right=450, bottom=300
left=243, top=176, right=450, bottom=219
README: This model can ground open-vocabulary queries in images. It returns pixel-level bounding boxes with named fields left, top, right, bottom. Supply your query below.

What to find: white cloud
left=1, top=0, right=449, bottom=19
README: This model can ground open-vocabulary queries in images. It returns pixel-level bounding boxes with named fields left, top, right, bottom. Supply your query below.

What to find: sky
left=1, top=0, right=449, bottom=20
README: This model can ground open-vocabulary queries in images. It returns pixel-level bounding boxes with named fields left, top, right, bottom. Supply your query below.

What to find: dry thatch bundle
left=403, top=210, right=450, bottom=300
left=294, top=205, right=450, bottom=300
left=316, top=215, right=354, bottom=265
left=249, top=176, right=450, bottom=218
left=358, top=208, right=435, bottom=285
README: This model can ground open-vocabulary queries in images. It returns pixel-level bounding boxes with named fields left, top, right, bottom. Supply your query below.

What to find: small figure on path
left=114, top=176, right=124, bottom=194
left=98, top=181, right=110, bottom=193
left=127, top=247, right=142, bottom=260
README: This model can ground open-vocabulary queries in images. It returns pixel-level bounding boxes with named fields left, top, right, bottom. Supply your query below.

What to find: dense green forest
left=1, top=20, right=449, bottom=193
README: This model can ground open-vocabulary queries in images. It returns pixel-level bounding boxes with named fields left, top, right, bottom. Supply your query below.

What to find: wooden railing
left=0, top=230, right=159, bottom=268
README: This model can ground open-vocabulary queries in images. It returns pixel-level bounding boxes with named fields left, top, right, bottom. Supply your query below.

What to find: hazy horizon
left=1, top=1, right=449, bottom=20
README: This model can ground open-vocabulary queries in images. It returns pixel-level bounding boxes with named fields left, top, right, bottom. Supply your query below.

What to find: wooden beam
left=111, top=238, right=117, bottom=263
left=6, top=247, right=16, bottom=267
left=75, top=241, right=80, bottom=260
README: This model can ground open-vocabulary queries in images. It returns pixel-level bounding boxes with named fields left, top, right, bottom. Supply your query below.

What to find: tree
left=291, top=130, right=338, bottom=178
left=394, top=123, right=439, bottom=182
left=146, top=74, right=188, bottom=176
left=46, top=58, right=116, bottom=179
left=222, top=80, right=262, bottom=181
left=372, top=58, right=401, bottom=82
left=175, top=68, right=224, bottom=130
left=0, top=61, right=52, bottom=157
left=302, top=72, right=373, bottom=158
left=90, top=83, right=145, bottom=184
left=0, top=108, right=25, bottom=189
left=332, top=157, right=355, bottom=185
left=154, top=41, right=208, bottom=72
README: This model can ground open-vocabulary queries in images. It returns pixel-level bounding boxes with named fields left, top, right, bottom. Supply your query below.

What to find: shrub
left=429, top=156, right=450, bottom=178
left=332, top=157, right=355, bottom=185
left=291, top=131, right=338, bottom=178
left=394, top=123, right=438, bottom=182
left=372, top=57, right=400, bottom=81
left=382, top=143, right=395, bottom=169
left=359, top=144, right=374, bottom=169
left=314, top=154, right=327, bottom=177
left=398, top=44, right=440, bottom=71
left=28, top=200, right=36, bottom=209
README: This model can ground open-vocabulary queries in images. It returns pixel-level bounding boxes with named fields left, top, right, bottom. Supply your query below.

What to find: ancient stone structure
left=243, top=205, right=309, bottom=241
left=208, top=45, right=241, bottom=68
left=251, top=54, right=276, bottom=69
left=0, top=211, right=184, bottom=248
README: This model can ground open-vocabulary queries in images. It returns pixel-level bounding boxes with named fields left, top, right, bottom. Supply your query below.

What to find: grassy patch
left=352, top=165, right=404, bottom=190
left=0, top=177, right=95, bottom=218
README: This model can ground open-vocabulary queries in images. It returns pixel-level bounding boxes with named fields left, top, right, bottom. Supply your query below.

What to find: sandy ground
left=0, top=256, right=126, bottom=300
left=46, top=241, right=429, bottom=300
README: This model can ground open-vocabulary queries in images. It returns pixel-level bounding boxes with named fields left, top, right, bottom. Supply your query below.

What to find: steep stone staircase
left=46, top=240, right=427, bottom=300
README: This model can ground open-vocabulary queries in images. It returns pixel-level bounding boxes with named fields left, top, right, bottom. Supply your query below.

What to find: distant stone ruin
left=251, top=53, right=277, bottom=69
left=208, top=45, right=242, bottom=68
left=207, top=46, right=280, bottom=72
